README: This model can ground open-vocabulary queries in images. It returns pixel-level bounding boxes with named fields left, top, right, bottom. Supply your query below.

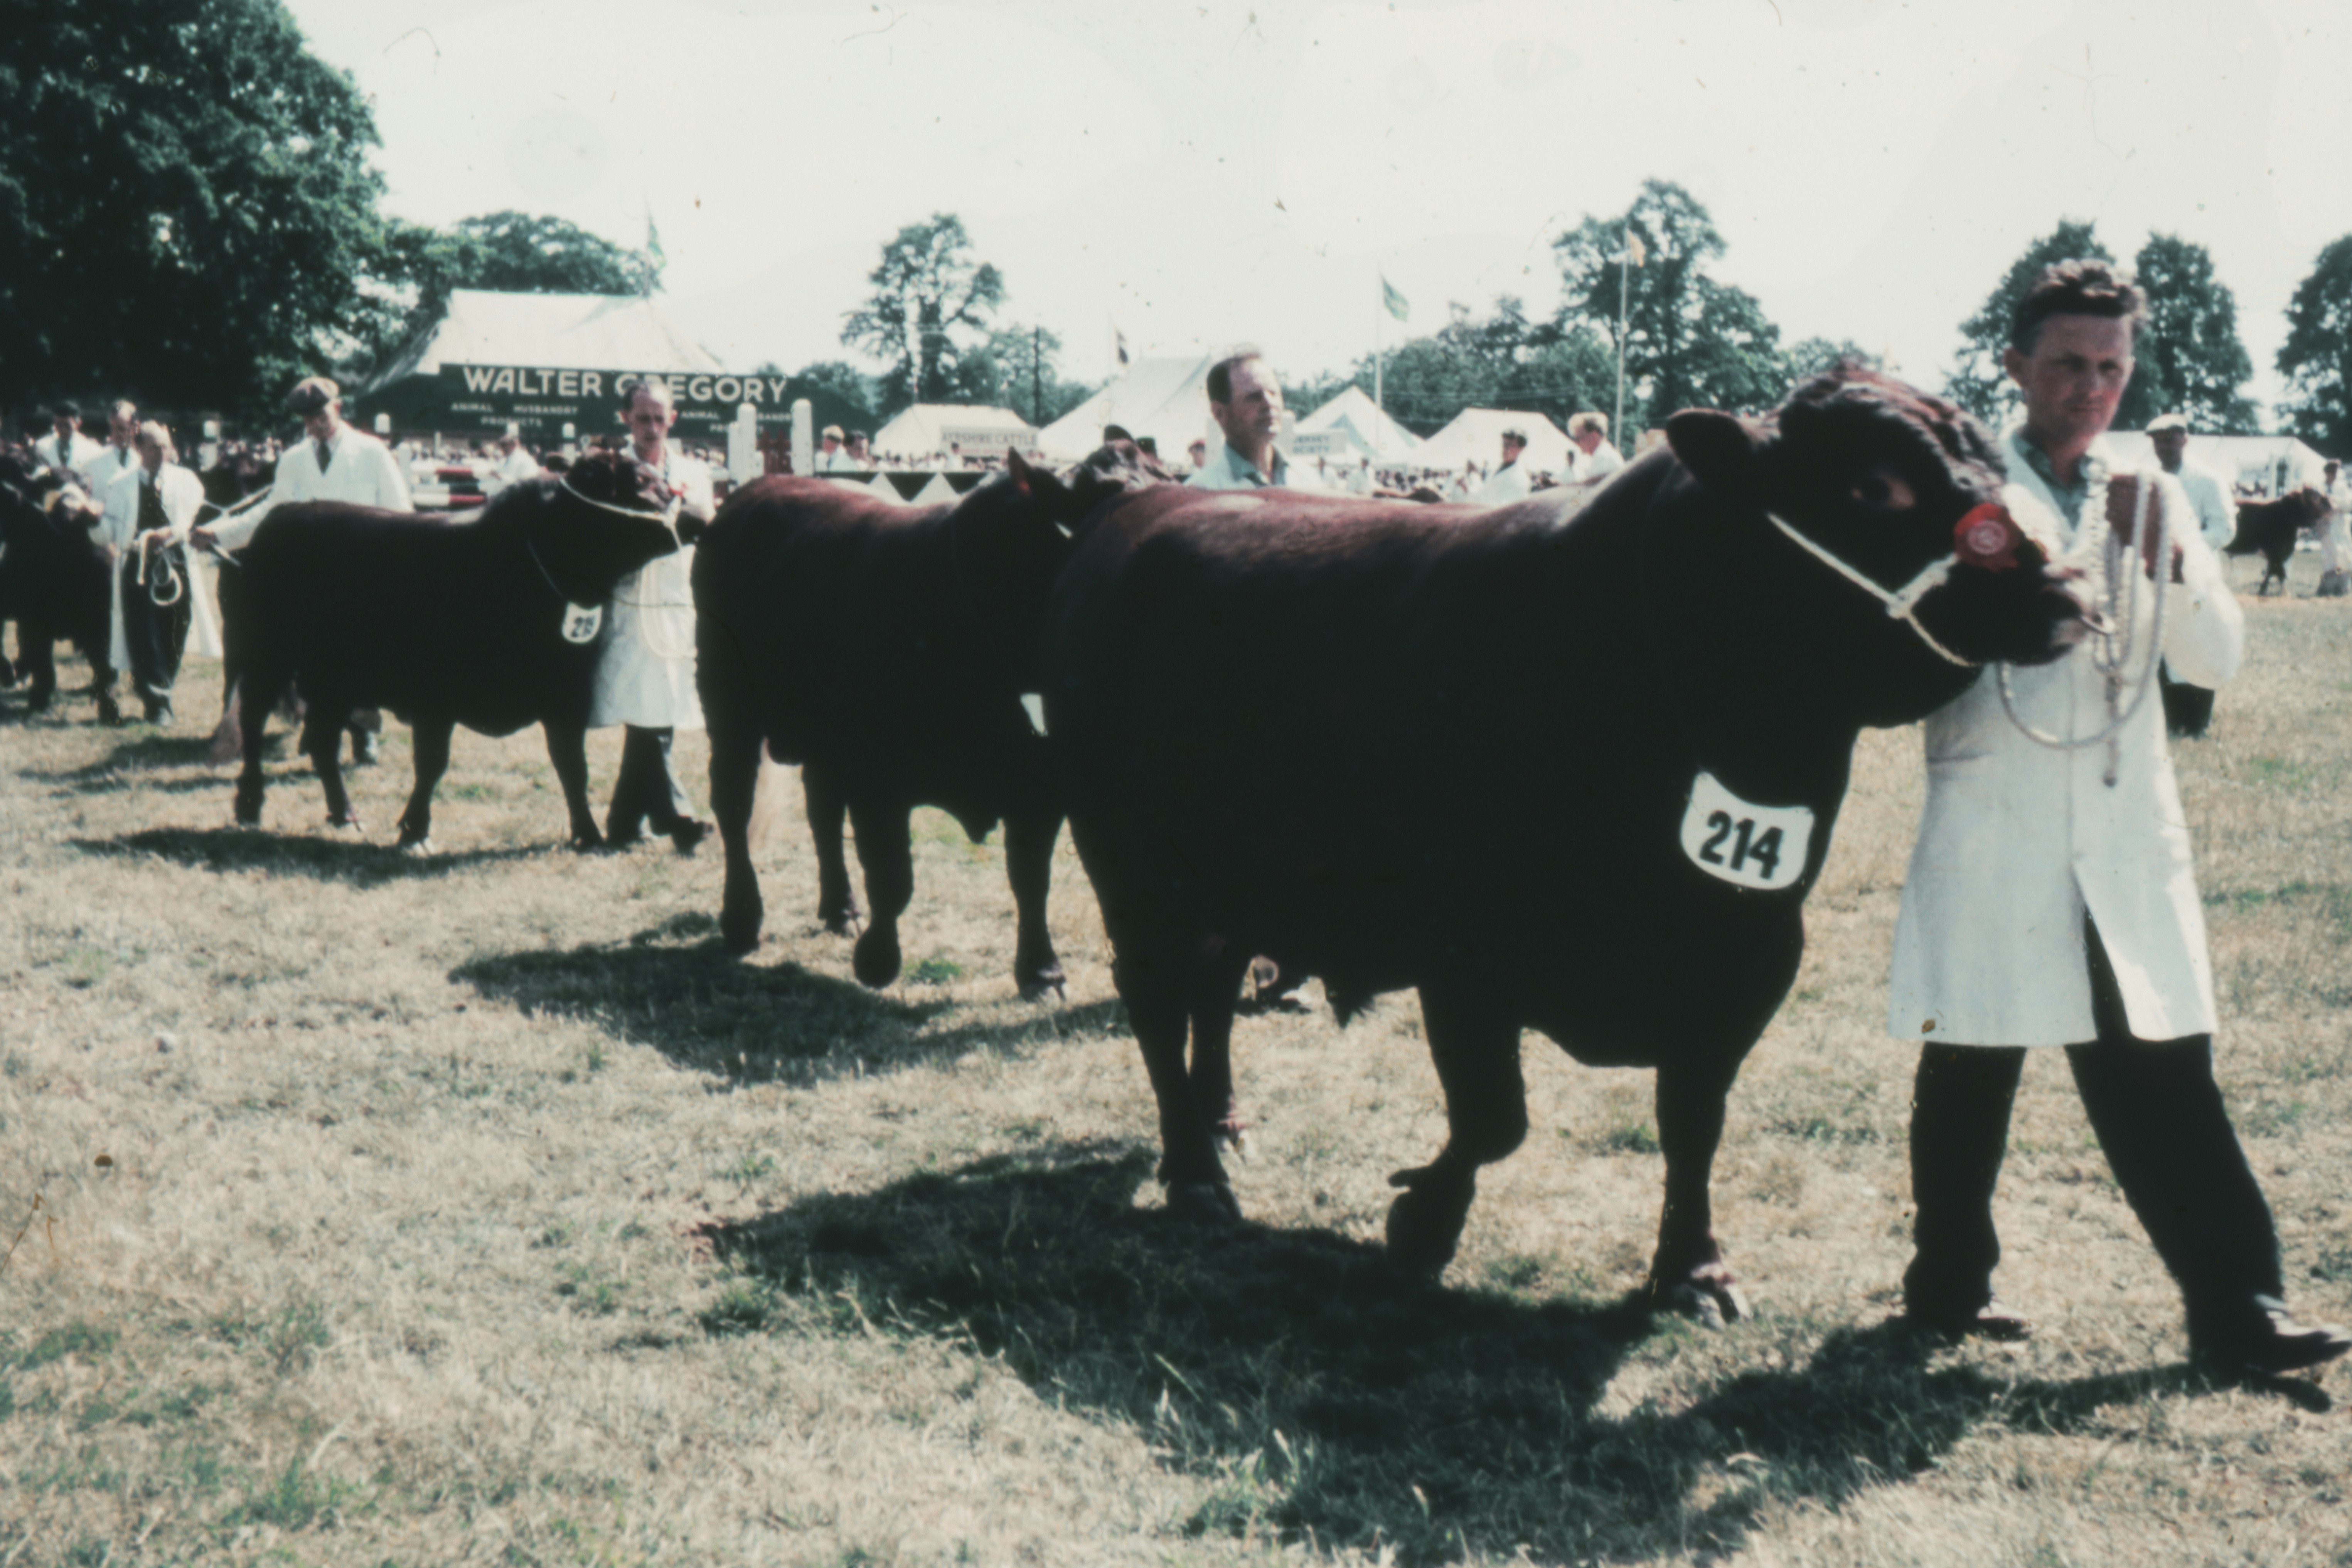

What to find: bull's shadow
left=73, top=825, right=539, bottom=886
left=703, top=1144, right=2260, bottom=1565
left=29, top=732, right=257, bottom=794
left=452, top=916, right=1123, bottom=1084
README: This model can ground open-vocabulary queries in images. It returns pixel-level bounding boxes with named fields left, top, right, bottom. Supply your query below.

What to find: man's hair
left=135, top=420, right=175, bottom=460
left=1206, top=348, right=1266, bottom=406
left=625, top=379, right=676, bottom=414
left=108, top=399, right=137, bottom=422
left=2010, top=259, right=2147, bottom=353
left=286, top=376, right=339, bottom=415
left=51, top=401, right=80, bottom=422
left=849, top=429, right=869, bottom=443
left=1567, top=411, right=1607, bottom=438
left=1501, top=426, right=1527, bottom=445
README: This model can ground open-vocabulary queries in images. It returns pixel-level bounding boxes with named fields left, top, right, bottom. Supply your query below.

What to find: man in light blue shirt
left=1186, top=349, right=1320, bottom=492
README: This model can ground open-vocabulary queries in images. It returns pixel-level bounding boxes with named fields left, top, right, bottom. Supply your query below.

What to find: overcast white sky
left=286, top=0, right=2352, bottom=420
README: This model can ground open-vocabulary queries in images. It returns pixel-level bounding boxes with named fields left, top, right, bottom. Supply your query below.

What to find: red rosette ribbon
left=1951, top=502, right=2023, bottom=571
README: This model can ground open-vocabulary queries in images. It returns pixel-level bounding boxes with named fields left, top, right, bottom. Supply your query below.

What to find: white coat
left=208, top=424, right=413, bottom=550
left=1474, top=460, right=1530, bottom=505
left=2170, top=458, right=2236, bottom=550
left=1886, top=429, right=2243, bottom=1047
left=95, top=463, right=224, bottom=667
left=590, top=450, right=711, bottom=730
left=33, top=429, right=103, bottom=486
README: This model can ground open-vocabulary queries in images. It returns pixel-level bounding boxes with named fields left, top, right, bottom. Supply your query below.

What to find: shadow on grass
left=452, top=914, right=1125, bottom=1083
left=72, top=826, right=539, bottom=887
left=26, top=730, right=295, bottom=792
left=701, top=1144, right=2294, bottom=1565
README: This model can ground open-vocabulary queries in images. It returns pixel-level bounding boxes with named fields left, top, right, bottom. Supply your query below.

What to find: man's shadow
left=72, top=825, right=539, bottom=886
left=701, top=1144, right=2300, bottom=1564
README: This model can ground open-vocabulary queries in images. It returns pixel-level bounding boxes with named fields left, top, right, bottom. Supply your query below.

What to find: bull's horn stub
left=1679, top=772, right=1814, bottom=892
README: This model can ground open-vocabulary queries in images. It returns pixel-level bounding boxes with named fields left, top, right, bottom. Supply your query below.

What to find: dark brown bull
left=1036, top=367, right=2092, bottom=1323
left=692, top=445, right=1162, bottom=994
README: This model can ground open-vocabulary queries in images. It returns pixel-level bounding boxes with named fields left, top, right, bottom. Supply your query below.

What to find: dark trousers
left=2159, top=660, right=2216, bottom=737
left=1907, top=920, right=2280, bottom=1329
left=118, top=546, right=192, bottom=713
left=608, top=725, right=694, bottom=837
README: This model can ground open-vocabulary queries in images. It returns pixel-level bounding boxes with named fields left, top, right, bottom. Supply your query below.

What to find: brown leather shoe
left=1904, top=1293, right=2035, bottom=1342
left=2192, top=1295, right=2352, bottom=1376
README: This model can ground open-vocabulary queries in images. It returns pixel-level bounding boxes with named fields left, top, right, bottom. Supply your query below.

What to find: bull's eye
left=1849, top=470, right=1916, bottom=510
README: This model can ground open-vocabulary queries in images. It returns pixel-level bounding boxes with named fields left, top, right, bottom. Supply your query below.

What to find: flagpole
left=1614, top=222, right=1629, bottom=445
left=1374, top=269, right=1385, bottom=457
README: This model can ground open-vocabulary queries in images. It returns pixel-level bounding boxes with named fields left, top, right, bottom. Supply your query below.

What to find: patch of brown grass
left=3, top=551, right=2349, bottom=1565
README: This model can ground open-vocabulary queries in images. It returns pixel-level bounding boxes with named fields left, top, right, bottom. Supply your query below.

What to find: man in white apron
left=1886, top=260, right=2349, bottom=1375
left=93, top=422, right=222, bottom=726
left=592, top=379, right=713, bottom=852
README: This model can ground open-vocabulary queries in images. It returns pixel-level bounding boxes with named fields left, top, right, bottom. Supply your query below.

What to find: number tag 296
left=1678, top=771, right=1815, bottom=892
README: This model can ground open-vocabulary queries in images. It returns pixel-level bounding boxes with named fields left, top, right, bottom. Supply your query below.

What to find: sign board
left=1291, top=430, right=1352, bottom=458
left=935, top=424, right=1035, bottom=452
left=354, top=363, right=820, bottom=441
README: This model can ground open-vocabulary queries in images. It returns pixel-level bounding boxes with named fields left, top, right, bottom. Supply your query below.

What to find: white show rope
left=556, top=472, right=693, bottom=661
left=1994, top=466, right=2170, bottom=787
left=1764, top=512, right=1975, bottom=667
left=140, top=532, right=185, bottom=607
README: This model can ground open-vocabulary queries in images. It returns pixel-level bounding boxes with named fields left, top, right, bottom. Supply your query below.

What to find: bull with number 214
left=1039, top=365, right=2095, bottom=1325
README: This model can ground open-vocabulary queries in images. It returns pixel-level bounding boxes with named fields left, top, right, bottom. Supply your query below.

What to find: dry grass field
left=3, top=551, right=2350, bottom=1567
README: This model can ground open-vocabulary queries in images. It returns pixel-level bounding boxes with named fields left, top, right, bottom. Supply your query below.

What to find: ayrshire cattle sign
left=354, top=363, right=802, bottom=442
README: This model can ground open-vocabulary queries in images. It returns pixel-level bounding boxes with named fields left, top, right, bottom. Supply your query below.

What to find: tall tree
left=1946, top=220, right=2111, bottom=424
left=2116, top=234, right=2258, bottom=433
left=1331, top=298, right=1619, bottom=436
left=954, top=323, right=1089, bottom=424
left=0, top=0, right=393, bottom=422
left=1552, top=179, right=1786, bottom=422
left=2277, top=236, right=2352, bottom=458
left=1784, top=337, right=1879, bottom=384
left=840, top=214, right=1005, bottom=412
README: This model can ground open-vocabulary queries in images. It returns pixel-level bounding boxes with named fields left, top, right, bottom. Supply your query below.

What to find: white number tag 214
left=560, top=603, right=603, bottom=644
left=1679, top=771, right=1814, bottom=891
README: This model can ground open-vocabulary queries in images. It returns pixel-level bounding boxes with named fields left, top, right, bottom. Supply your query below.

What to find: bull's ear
left=1007, top=447, right=1034, bottom=490
left=1667, top=409, right=1762, bottom=497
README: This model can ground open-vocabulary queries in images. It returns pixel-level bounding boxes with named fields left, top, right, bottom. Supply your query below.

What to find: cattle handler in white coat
left=93, top=421, right=222, bottom=727
left=1887, top=260, right=2350, bottom=1376
left=594, top=379, right=713, bottom=853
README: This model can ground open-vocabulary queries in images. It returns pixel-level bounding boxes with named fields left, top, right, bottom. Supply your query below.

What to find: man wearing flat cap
left=1474, top=426, right=1531, bottom=504
left=2145, top=413, right=2236, bottom=738
left=815, top=424, right=854, bottom=472
left=193, top=375, right=413, bottom=763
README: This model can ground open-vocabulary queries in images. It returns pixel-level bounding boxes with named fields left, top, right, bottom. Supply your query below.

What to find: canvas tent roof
left=361, top=289, right=724, bottom=393
left=1037, top=354, right=1218, bottom=460
left=1297, top=385, right=1422, bottom=457
left=1410, top=408, right=1575, bottom=477
left=2098, top=432, right=2332, bottom=494
left=873, top=403, right=1036, bottom=456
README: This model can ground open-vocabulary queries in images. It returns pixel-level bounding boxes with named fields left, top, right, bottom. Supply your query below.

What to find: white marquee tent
left=365, top=289, right=724, bottom=385
left=1037, top=354, right=1218, bottom=460
left=1296, top=385, right=1423, bottom=459
left=2098, top=433, right=2332, bottom=495
left=1409, top=408, right=1575, bottom=478
left=873, top=403, right=1036, bottom=459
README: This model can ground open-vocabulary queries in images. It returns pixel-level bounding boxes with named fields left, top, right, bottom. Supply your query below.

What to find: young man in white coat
left=33, top=403, right=103, bottom=492
left=93, top=421, right=223, bottom=726
left=593, top=379, right=713, bottom=853
left=1887, top=260, right=2349, bottom=1375
left=1473, top=428, right=1530, bottom=504
left=2146, top=413, right=2237, bottom=737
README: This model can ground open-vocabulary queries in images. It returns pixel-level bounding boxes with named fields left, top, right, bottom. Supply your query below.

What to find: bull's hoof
left=1650, top=1263, right=1751, bottom=1329
left=96, top=696, right=123, bottom=726
left=1016, top=959, right=1067, bottom=1001
left=721, top=904, right=764, bottom=957
left=853, top=923, right=901, bottom=989
left=26, top=690, right=54, bottom=713
left=1165, top=1180, right=1242, bottom=1222
left=233, top=791, right=263, bottom=827
left=1385, top=1165, right=1475, bottom=1278
left=397, top=836, right=436, bottom=856
left=818, top=900, right=862, bottom=936
left=568, top=829, right=604, bottom=853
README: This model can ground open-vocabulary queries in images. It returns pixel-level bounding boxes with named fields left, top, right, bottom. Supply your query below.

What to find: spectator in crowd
left=85, top=400, right=143, bottom=505
left=1886, top=258, right=2348, bottom=1375
left=2146, top=413, right=2237, bottom=736
left=1188, top=349, right=1321, bottom=491
left=93, top=421, right=221, bottom=728
left=846, top=429, right=876, bottom=468
left=2320, top=458, right=2350, bottom=598
left=483, top=428, right=543, bottom=495
left=816, top=424, right=854, bottom=472
left=193, top=375, right=411, bottom=764
left=1569, top=411, right=1624, bottom=483
left=591, top=378, right=713, bottom=854
left=1186, top=438, right=1208, bottom=473
left=1474, top=426, right=1531, bottom=504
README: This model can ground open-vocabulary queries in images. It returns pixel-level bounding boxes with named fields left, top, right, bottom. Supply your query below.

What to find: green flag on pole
left=1380, top=273, right=1410, bottom=323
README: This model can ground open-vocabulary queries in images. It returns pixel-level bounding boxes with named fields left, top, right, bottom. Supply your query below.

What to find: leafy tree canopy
left=1783, top=337, right=1879, bottom=385
left=744, top=359, right=883, bottom=442
left=841, top=213, right=1006, bottom=413
left=1945, top=220, right=2111, bottom=425
left=2116, top=233, right=2258, bottom=435
left=952, top=323, right=1094, bottom=426
left=357, top=211, right=662, bottom=377
left=1552, top=179, right=1786, bottom=422
left=2277, top=235, right=2352, bottom=458
left=1325, top=296, right=1620, bottom=438
left=0, top=0, right=390, bottom=424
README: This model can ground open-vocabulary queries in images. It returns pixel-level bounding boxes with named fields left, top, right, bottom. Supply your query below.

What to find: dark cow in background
left=694, top=444, right=1164, bottom=994
left=1038, top=367, right=2091, bottom=1322
left=0, top=453, right=116, bottom=720
left=231, top=450, right=697, bottom=848
left=2225, top=486, right=2331, bottom=596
